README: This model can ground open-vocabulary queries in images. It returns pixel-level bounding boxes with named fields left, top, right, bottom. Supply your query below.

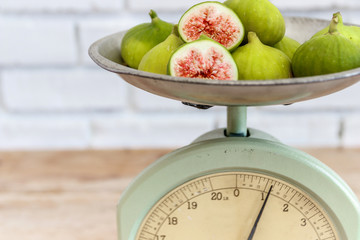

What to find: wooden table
left=0, top=148, right=359, bottom=240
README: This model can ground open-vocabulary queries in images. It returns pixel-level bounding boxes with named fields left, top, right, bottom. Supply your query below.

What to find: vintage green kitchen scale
left=89, top=16, right=360, bottom=240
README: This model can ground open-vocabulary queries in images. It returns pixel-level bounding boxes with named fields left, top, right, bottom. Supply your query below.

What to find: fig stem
left=149, top=9, right=158, bottom=20
left=333, top=12, right=343, bottom=24
left=247, top=32, right=261, bottom=44
left=329, top=15, right=339, bottom=34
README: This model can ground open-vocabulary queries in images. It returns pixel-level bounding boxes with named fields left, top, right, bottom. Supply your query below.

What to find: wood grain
left=0, top=148, right=359, bottom=240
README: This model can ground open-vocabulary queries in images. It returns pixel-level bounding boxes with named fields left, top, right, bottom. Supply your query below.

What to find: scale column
left=226, top=106, right=248, bottom=137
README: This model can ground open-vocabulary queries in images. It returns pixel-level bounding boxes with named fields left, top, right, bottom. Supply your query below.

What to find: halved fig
left=178, top=1, right=244, bottom=51
left=168, top=36, right=238, bottom=80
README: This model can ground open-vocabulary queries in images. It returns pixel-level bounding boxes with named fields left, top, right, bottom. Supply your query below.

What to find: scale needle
left=247, top=185, right=273, bottom=240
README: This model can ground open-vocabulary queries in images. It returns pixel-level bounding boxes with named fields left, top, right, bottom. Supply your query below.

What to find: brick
left=282, top=10, right=360, bottom=43
left=253, top=113, right=340, bottom=147
left=283, top=10, right=360, bottom=24
left=272, top=0, right=360, bottom=11
left=283, top=10, right=334, bottom=22
left=1, top=69, right=128, bottom=112
left=0, top=115, right=89, bottom=150
left=0, top=17, right=76, bottom=66
left=260, top=82, right=360, bottom=112
left=79, top=16, right=147, bottom=65
left=344, top=11, right=360, bottom=24
left=0, top=0, right=123, bottom=13
left=127, top=0, right=360, bottom=13
left=217, top=110, right=340, bottom=147
left=128, top=0, right=199, bottom=12
left=130, top=84, right=210, bottom=112
left=343, top=114, right=360, bottom=147
left=90, top=113, right=215, bottom=148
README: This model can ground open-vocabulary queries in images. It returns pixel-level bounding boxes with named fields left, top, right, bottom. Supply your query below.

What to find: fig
left=292, top=15, right=360, bottom=77
left=120, top=10, right=173, bottom=69
left=232, top=32, right=292, bottom=80
left=178, top=1, right=244, bottom=51
left=168, top=35, right=238, bottom=80
left=138, top=25, right=184, bottom=75
left=224, top=0, right=285, bottom=46
left=312, top=12, right=360, bottom=48
left=272, top=36, right=301, bottom=60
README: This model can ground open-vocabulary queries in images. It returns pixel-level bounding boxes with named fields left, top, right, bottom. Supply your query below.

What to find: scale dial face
left=136, top=171, right=339, bottom=240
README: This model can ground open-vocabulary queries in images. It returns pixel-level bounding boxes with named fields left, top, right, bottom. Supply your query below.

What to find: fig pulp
left=120, top=10, right=173, bottom=69
left=138, top=25, right=184, bottom=75
left=232, top=32, right=292, bottom=80
left=224, top=0, right=285, bottom=46
left=178, top=1, right=244, bottom=51
left=292, top=15, right=360, bottom=77
left=312, top=12, right=360, bottom=48
left=168, top=35, right=238, bottom=80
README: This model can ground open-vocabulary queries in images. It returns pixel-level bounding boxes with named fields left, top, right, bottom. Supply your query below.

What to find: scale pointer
left=247, top=185, right=273, bottom=240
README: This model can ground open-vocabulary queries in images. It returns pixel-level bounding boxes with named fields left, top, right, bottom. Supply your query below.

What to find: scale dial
left=116, top=132, right=360, bottom=240
left=136, top=171, right=338, bottom=240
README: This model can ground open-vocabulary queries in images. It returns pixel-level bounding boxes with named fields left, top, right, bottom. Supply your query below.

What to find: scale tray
left=89, top=16, right=360, bottom=107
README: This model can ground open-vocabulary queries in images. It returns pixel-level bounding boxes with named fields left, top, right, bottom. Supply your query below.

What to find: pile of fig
left=120, top=1, right=360, bottom=80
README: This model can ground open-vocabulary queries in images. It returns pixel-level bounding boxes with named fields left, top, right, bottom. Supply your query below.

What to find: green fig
left=168, top=35, right=238, bottom=80
left=292, top=15, right=360, bottom=77
left=224, top=0, right=285, bottom=46
left=312, top=12, right=360, bottom=48
left=138, top=25, right=184, bottom=75
left=120, top=10, right=173, bottom=69
left=272, top=36, right=301, bottom=60
left=178, top=1, right=245, bottom=51
left=232, top=32, right=292, bottom=80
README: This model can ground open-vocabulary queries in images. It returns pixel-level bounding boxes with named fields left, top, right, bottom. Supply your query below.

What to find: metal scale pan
left=89, top=16, right=360, bottom=107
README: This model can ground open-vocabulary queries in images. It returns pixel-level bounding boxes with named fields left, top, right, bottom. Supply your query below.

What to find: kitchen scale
left=89, top=16, right=360, bottom=239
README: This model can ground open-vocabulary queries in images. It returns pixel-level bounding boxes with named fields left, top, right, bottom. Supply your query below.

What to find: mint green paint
left=226, top=106, right=247, bottom=136
left=117, top=128, right=360, bottom=240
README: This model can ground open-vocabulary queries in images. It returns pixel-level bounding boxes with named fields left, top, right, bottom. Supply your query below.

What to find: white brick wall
left=0, top=17, right=77, bottom=66
left=2, top=69, right=127, bottom=111
left=272, top=0, right=360, bottom=11
left=0, top=115, right=90, bottom=150
left=90, top=112, right=215, bottom=148
left=128, top=0, right=200, bottom=12
left=343, top=114, right=360, bottom=147
left=0, top=0, right=359, bottom=150
left=0, top=0, right=123, bottom=13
